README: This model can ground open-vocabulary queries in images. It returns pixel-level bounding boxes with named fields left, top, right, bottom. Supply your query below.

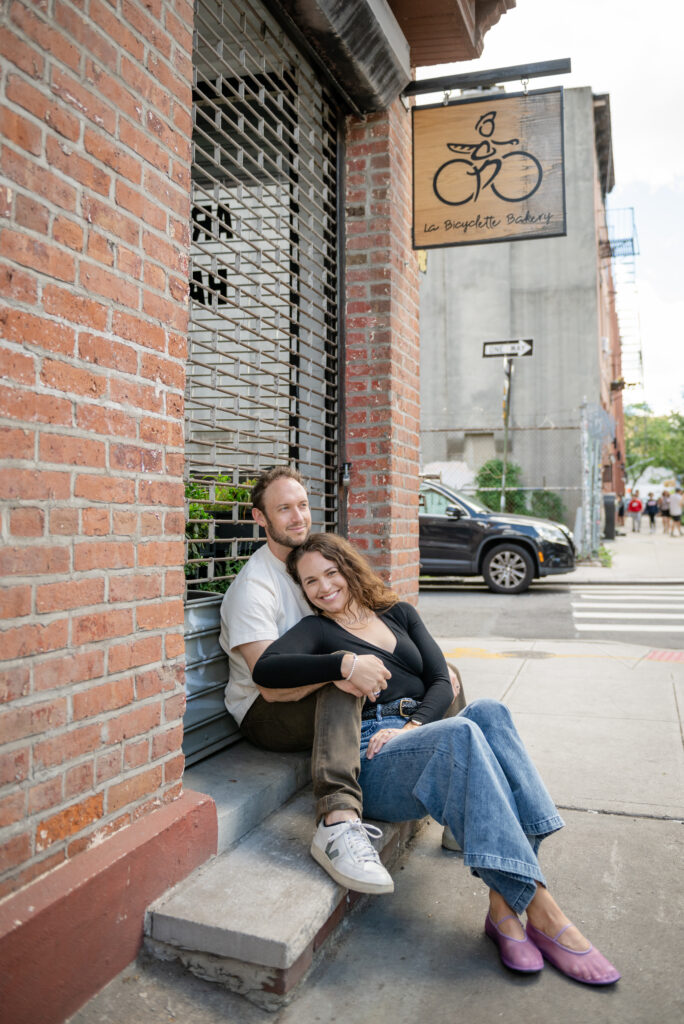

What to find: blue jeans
left=359, top=699, right=565, bottom=914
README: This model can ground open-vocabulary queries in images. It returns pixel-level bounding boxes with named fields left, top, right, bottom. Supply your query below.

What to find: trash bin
left=603, top=492, right=616, bottom=540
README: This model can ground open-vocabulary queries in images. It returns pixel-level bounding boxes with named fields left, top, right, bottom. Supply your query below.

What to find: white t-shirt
left=219, top=544, right=311, bottom=724
left=669, top=492, right=683, bottom=516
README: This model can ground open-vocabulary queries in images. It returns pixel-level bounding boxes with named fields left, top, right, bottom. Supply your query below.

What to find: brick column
left=0, top=0, right=195, bottom=898
left=344, top=99, right=421, bottom=601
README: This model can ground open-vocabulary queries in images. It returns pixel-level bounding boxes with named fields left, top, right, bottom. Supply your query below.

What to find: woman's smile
left=297, top=551, right=351, bottom=615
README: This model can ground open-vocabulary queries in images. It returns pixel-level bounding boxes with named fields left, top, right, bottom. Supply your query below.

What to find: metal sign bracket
left=403, top=58, right=571, bottom=99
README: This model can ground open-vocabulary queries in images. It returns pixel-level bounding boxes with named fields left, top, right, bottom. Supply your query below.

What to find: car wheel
left=482, top=545, right=535, bottom=594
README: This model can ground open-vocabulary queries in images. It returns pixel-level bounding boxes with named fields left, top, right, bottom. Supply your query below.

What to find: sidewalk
left=70, top=631, right=684, bottom=1024
left=571, top=523, right=684, bottom=584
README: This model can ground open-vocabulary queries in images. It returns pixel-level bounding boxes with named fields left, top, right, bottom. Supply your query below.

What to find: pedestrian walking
left=668, top=488, right=683, bottom=536
left=644, top=493, right=658, bottom=533
left=617, top=496, right=625, bottom=528
left=626, top=491, right=643, bottom=532
left=658, top=491, right=671, bottom=534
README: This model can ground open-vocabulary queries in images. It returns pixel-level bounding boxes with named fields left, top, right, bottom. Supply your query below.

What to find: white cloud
left=638, top=281, right=684, bottom=414
left=418, top=0, right=684, bottom=190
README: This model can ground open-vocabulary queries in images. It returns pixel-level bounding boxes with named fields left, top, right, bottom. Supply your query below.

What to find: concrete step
left=145, top=787, right=420, bottom=1010
left=183, top=741, right=310, bottom=854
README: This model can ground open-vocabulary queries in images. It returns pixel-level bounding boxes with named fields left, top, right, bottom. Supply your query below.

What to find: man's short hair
left=251, top=466, right=305, bottom=513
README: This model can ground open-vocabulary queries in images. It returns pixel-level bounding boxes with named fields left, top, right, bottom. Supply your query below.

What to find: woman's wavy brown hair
left=286, top=533, right=399, bottom=615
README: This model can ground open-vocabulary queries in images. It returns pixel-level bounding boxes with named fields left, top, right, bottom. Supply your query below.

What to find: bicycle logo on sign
left=433, top=110, right=543, bottom=207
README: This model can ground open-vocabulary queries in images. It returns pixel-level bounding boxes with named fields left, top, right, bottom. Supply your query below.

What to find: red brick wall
left=0, top=0, right=193, bottom=896
left=344, top=100, right=421, bottom=602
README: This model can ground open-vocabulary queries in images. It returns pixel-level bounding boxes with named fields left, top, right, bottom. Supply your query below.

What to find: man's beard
left=263, top=513, right=310, bottom=549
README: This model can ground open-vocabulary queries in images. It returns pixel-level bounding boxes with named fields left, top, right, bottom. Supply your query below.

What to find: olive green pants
left=239, top=663, right=466, bottom=823
left=240, top=685, right=364, bottom=821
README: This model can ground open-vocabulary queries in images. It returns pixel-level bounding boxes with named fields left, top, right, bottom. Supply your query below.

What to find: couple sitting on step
left=218, top=466, right=620, bottom=986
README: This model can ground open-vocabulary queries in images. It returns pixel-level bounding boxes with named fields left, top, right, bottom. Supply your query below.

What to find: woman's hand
left=365, top=727, right=403, bottom=759
left=335, top=654, right=390, bottom=700
left=366, top=719, right=422, bottom=758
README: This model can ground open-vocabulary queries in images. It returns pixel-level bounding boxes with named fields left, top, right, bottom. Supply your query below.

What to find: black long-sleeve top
left=252, top=602, right=454, bottom=725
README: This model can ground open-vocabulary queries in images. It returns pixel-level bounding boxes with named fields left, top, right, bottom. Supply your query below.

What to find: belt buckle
left=399, top=698, right=413, bottom=719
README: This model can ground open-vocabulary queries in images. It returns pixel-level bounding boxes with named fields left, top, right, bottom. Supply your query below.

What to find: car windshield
left=421, top=486, right=494, bottom=516
left=457, top=493, right=494, bottom=514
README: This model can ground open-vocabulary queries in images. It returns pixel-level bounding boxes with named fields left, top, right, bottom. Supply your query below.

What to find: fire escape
left=606, top=206, right=643, bottom=397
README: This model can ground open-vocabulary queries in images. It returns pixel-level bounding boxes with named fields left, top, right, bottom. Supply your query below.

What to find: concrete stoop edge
left=144, top=886, right=364, bottom=1013
left=144, top=804, right=424, bottom=1011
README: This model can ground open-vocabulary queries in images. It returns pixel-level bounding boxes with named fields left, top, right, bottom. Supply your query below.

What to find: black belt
left=361, top=697, right=419, bottom=721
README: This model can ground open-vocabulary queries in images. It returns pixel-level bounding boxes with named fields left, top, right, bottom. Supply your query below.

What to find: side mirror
left=446, top=505, right=464, bottom=519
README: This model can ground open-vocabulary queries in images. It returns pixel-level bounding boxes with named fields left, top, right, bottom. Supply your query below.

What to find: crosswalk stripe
left=573, top=589, right=684, bottom=596
left=575, top=624, right=684, bottom=632
left=572, top=585, right=684, bottom=589
left=571, top=588, right=684, bottom=637
left=574, top=589, right=684, bottom=594
left=573, top=598, right=684, bottom=606
left=573, top=612, right=684, bottom=619
left=572, top=595, right=684, bottom=600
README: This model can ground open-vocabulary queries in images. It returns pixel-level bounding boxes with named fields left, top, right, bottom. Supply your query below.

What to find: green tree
left=475, top=458, right=527, bottom=514
left=529, top=489, right=566, bottom=522
left=624, top=404, right=684, bottom=487
left=661, top=411, right=684, bottom=480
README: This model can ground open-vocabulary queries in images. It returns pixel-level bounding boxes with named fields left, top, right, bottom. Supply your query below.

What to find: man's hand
left=335, top=654, right=390, bottom=701
left=448, top=665, right=461, bottom=698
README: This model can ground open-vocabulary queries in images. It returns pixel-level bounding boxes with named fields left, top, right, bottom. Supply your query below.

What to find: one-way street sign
left=482, top=338, right=534, bottom=358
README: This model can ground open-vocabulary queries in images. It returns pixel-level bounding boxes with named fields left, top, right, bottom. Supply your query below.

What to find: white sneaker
left=310, top=819, right=394, bottom=894
left=441, top=824, right=463, bottom=854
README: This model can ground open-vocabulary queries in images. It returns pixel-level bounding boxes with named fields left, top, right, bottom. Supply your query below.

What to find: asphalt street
left=418, top=579, right=684, bottom=650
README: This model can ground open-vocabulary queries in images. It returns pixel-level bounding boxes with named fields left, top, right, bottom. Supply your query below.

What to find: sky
left=416, top=0, right=684, bottom=415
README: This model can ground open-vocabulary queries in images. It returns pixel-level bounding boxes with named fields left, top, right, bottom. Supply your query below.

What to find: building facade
left=0, top=2, right=514, bottom=1020
left=419, top=86, right=625, bottom=532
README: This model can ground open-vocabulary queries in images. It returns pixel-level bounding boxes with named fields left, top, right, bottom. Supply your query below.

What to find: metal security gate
left=183, top=0, right=342, bottom=762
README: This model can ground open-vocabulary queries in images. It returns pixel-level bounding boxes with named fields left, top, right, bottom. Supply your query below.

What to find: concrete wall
left=419, top=87, right=607, bottom=522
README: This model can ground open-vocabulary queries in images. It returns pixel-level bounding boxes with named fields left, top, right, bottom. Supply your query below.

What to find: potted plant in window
left=185, top=475, right=261, bottom=599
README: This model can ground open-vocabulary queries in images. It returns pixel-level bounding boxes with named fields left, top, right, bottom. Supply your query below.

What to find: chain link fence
left=579, top=402, right=616, bottom=557
left=423, top=402, right=615, bottom=558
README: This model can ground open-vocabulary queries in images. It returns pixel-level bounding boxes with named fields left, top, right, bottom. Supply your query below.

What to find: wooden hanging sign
left=412, top=88, right=566, bottom=249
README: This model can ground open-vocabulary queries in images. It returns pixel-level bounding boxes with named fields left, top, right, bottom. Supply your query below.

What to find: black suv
left=419, top=481, right=576, bottom=593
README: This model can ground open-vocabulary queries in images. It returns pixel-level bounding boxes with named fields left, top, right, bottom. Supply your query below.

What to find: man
left=668, top=488, right=683, bottom=536
left=219, top=466, right=395, bottom=894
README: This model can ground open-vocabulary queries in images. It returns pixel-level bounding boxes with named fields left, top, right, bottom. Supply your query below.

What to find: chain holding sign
left=412, top=88, right=566, bottom=249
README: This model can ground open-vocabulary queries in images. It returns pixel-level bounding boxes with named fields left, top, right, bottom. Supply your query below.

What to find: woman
left=644, top=493, right=658, bottom=533
left=659, top=490, right=671, bottom=535
left=253, top=534, right=621, bottom=986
